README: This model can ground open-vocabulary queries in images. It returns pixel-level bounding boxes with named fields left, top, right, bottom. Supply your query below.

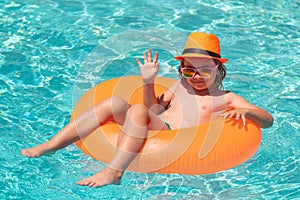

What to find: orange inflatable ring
left=71, top=76, right=262, bottom=174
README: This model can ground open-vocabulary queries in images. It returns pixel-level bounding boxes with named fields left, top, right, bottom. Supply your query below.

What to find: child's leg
left=76, top=104, right=167, bottom=187
left=21, top=96, right=130, bottom=157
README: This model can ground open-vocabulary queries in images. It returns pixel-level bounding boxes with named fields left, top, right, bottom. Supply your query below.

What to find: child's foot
left=76, top=167, right=123, bottom=188
left=21, top=143, right=55, bottom=158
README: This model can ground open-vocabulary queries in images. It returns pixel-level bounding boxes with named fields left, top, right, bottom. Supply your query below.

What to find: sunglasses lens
left=181, top=65, right=216, bottom=79
left=182, top=68, right=195, bottom=78
left=199, top=69, right=212, bottom=78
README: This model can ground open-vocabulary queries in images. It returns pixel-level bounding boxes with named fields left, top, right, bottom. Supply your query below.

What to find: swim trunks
left=165, top=122, right=172, bottom=130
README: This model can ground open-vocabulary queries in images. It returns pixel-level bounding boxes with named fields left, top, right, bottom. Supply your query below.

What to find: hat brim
left=175, top=54, right=228, bottom=64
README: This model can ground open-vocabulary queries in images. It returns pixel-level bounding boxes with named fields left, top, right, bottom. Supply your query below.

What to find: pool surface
left=1, top=0, right=299, bottom=199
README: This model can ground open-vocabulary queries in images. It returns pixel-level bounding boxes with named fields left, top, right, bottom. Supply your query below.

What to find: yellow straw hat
left=175, top=32, right=228, bottom=63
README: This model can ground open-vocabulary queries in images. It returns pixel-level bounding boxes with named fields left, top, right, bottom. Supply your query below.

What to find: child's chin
left=192, top=85, right=208, bottom=91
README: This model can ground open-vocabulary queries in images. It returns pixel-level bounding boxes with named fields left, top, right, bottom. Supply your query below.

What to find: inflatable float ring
left=71, top=76, right=262, bottom=174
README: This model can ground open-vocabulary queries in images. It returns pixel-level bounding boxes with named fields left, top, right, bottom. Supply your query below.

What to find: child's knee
left=105, top=96, right=127, bottom=106
left=128, top=104, right=149, bottom=120
left=99, top=96, right=129, bottom=111
left=129, top=104, right=148, bottom=113
left=123, top=104, right=149, bottom=136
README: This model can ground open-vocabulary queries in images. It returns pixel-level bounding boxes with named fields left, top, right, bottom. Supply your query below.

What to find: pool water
left=1, top=0, right=299, bottom=199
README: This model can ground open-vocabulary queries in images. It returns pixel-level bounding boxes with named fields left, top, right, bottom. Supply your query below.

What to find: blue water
left=1, top=0, right=299, bottom=199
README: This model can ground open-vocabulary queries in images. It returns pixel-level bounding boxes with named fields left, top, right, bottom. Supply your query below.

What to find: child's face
left=181, top=57, right=217, bottom=91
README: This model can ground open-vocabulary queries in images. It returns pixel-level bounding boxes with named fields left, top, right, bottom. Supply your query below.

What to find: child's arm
left=136, top=49, right=177, bottom=114
left=224, top=92, right=274, bottom=128
left=136, top=49, right=166, bottom=114
left=142, top=81, right=177, bottom=114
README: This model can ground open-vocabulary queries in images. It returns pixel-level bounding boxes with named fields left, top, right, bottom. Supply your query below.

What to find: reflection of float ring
left=71, top=76, right=262, bottom=174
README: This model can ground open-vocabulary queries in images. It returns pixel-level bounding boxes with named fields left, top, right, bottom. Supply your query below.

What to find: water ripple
left=1, top=0, right=299, bottom=199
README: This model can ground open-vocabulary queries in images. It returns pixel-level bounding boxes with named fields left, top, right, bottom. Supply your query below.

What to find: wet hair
left=177, top=58, right=226, bottom=89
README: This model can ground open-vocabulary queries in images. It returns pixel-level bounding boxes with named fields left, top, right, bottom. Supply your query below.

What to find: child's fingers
left=136, top=58, right=142, bottom=67
left=220, top=112, right=233, bottom=118
left=221, top=111, right=237, bottom=119
left=154, top=51, right=158, bottom=63
left=148, top=49, right=152, bottom=62
left=220, top=110, right=247, bottom=126
left=228, top=112, right=235, bottom=118
left=241, top=115, right=247, bottom=126
left=143, top=51, right=147, bottom=63
left=235, top=113, right=241, bottom=120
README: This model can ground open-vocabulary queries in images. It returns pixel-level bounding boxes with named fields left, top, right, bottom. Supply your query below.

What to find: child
left=22, top=32, right=273, bottom=188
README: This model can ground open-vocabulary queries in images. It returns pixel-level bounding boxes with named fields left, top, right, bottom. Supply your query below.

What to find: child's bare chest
left=165, top=92, right=228, bottom=128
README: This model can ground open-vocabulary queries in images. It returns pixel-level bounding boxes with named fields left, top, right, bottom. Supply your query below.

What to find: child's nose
left=194, top=71, right=202, bottom=78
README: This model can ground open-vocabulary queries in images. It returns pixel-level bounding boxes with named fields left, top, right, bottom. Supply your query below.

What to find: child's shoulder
left=223, top=90, right=241, bottom=98
left=224, top=90, right=242, bottom=97
left=223, top=90, right=249, bottom=104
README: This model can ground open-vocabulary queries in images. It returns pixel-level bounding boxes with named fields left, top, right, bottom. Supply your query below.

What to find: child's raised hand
left=136, top=49, right=159, bottom=84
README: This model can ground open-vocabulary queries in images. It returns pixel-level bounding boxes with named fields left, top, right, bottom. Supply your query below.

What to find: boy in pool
left=22, top=32, right=273, bottom=188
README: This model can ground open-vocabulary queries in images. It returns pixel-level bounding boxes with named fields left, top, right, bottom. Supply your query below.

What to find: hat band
left=182, top=48, right=221, bottom=58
